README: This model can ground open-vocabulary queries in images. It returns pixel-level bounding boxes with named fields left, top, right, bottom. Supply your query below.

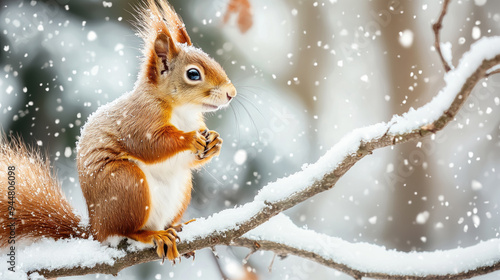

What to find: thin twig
left=268, top=253, right=276, bottom=272
left=211, top=246, right=219, bottom=258
left=211, top=247, right=229, bottom=280
left=485, top=68, right=500, bottom=77
left=432, top=0, right=452, bottom=72
left=243, top=249, right=256, bottom=264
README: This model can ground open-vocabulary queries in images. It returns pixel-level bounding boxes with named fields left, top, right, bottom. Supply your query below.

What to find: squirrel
left=0, top=0, right=236, bottom=262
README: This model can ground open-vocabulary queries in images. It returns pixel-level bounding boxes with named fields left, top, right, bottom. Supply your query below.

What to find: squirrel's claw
left=153, top=229, right=180, bottom=263
left=165, top=220, right=197, bottom=260
left=153, top=221, right=197, bottom=263
left=193, top=131, right=207, bottom=156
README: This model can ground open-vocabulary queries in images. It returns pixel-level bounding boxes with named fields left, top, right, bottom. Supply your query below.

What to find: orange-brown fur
left=76, top=87, right=201, bottom=241
left=0, top=0, right=236, bottom=262
left=0, top=138, right=88, bottom=247
left=78, top=0, right=235, bottom=259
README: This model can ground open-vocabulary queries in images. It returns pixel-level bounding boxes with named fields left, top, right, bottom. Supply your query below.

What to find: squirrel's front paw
left=197, top=129, right=222, bottom=161
left=191, top=130, right=207, bottom=157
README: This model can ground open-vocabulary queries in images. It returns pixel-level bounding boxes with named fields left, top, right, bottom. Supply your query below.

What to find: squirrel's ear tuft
left=139, top=0, right=192, bottom=46
left=156, top=0, right=192, bottom=45
left=138, top=0, right=190, bottom=84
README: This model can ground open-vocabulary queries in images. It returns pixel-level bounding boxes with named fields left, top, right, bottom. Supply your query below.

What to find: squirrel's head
left=138, top=0, right=236, bottom=112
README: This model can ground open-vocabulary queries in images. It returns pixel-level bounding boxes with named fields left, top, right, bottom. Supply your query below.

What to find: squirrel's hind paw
left=153, top=229, right=180, bottom=263
left=164, top=221, right=197, bottom=261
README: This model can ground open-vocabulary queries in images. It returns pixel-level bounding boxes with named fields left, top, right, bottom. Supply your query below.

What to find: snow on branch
left=24, top=35, right=500, bottom=279
left=236, top=214, right=500, bottom=280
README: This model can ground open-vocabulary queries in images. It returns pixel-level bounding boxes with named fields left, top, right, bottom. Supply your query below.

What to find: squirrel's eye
left=186, top=68, right=201, bottom=81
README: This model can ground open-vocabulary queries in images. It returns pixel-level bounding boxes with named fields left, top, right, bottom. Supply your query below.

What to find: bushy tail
left=0, top=137, right=88, bottom=247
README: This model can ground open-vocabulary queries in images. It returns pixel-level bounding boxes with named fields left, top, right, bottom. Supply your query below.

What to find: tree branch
left=433, top=0, right=452, bottom=72
left=32, top=37, right=500, bottom=279
left=486, top=68, right=500, bottom=77
left=233, top=214, right=500, bottom=280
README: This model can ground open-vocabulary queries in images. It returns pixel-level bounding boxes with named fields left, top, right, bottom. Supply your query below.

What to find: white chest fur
left=170, top=104, right=202, bottom=132
left=139, top=151, right=192, bottom=230
left=139, top=104, right=202, bottom=230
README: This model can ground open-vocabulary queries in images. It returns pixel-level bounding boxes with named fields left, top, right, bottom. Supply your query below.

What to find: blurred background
left=2, top=0, right=500, bottom=279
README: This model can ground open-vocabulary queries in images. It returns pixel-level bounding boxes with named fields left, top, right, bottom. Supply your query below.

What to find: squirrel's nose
left=225, top=85, right=237, bottom=101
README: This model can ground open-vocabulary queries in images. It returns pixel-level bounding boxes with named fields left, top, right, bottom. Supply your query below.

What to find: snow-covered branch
left=235, top=214, right=500, bottom=280
left=27, top=36, right=500, bottom=279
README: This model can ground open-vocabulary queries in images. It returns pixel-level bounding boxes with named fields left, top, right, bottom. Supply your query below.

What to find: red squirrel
left=0, top=0, right=236, bottom=261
